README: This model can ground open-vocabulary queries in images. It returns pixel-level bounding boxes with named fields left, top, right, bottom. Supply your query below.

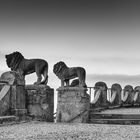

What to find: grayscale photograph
left=0, top=0, right=140, bottom=139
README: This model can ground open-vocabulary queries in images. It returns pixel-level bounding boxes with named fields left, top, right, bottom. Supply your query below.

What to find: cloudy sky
left=1, top=0, right=140, bottom=89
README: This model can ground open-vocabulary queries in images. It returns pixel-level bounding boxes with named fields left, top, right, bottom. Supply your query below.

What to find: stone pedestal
left=25, top=85, right=54, bottom=122
left=0, top=71, right=27, bottom=116
left=56, top=87, right=90, bottom=123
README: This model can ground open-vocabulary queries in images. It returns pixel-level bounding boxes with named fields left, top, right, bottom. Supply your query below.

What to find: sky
left=1, top=0, right=140, bottom=90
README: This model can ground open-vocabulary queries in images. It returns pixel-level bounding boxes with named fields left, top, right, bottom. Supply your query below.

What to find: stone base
left=56, top=87, right=90, bottom=123
left=26, top=85, right=54, bottom=122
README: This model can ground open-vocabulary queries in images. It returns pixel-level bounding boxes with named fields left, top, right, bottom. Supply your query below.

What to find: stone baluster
left=91, top=82, right=108, bottom=108
left=109, top=83, right=122, bottom=107
left=122, top=85, right=133, bottom=106
left=133, top=86, right=140, bottom=106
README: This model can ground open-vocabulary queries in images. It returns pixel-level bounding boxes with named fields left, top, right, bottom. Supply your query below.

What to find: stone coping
left=57, top=87, right=87, bottom=91
left=25, top=84, right=52, bottom=90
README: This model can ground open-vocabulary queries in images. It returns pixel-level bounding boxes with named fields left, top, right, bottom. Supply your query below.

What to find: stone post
left=56, top=87, right=90, bottom=123
left=25, top=85, right=54, bottom=122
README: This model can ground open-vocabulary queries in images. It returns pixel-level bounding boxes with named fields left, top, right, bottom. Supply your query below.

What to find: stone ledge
left=25, top=85, right=52, bottom=90
left=57, top=87, right=87, bottom=91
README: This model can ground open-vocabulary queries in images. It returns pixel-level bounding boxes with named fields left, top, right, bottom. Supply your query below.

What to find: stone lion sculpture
left=5, top=51, right=48, bottom=85
left=53, top=61, right=86, bottom=87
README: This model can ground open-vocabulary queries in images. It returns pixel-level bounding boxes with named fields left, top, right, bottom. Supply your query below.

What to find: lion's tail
left=41, top=66, right=48, bottom=85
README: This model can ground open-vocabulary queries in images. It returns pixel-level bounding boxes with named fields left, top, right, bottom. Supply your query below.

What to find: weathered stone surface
left=109, top=83, right=122, bottom=106
left=91, top=82, right=108, bottom=108
left=133, top=86, right=140, bottom=105
left=56, top=87, right=90, bottom=123
left=122, top=85, right=134, bottom=106
left=0, top=71, right=25, bottom=85
left=26, top=85, right=54, bottom=122
left=0, top=71, right=26, bottom=116
left=0, top=85, right=11, bottom=116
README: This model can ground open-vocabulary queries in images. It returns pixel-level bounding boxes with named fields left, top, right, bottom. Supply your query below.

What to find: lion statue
left=53, top=61, right=86, bottom=87
left=5, top=51, right=48, bottom=85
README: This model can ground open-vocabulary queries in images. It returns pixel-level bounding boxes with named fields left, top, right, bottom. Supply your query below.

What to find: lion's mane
left=6, top=51, right=24, bottom=71
left=53, top=61, right=69, bottom=80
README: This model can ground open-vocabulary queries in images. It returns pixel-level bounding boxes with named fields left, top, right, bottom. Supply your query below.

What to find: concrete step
left=89, top=118, right=140, bottom=125
left=89, top=107, right=140, bottom=125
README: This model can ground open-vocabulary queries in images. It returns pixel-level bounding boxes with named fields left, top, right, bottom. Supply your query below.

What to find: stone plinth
left=56, top=87, right=90, bottom=123
left=25, top=85, right=54, bottom=122
left=0, top=71, right=27, bottom=116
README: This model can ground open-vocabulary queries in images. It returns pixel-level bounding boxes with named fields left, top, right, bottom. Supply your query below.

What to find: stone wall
left=56, top=87, right=90, bottom=123
left=25, top=85, right=54, bottom=122
left=0, top=71, right=27, bottom=116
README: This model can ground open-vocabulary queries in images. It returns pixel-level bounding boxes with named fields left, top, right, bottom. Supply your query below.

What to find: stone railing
left=88, top=82, right=140, bottom=108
